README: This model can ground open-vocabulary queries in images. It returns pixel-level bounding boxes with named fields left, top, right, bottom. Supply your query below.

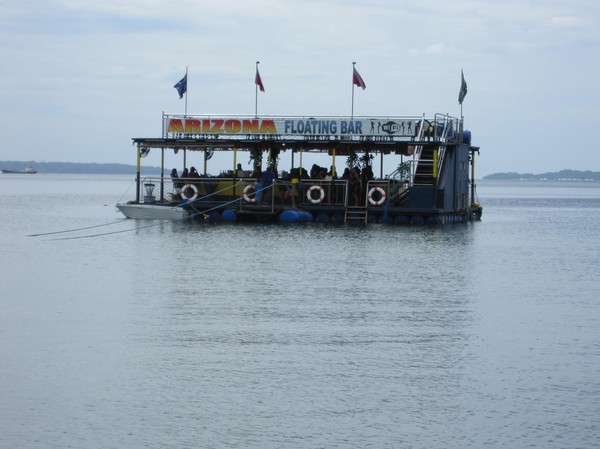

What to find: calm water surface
left=1, top=175, right=599, bottom=448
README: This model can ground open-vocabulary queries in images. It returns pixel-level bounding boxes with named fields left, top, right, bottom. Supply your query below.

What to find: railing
left=294, top=179, right=349, bottom=207
left=433, top=114, right=459, bottom=186
left=141, top=175, right=410, bottom=210
left=412, top=116, right=428, bottom=185
left=365, top=180, right=389, bottom=206
left=140, top=176, right=251, bottom=202
left=387, top=160, right=413, bottom=203
left=139, top=176, right=351, bottom=207
left=409, top=114, right=462, bottom=188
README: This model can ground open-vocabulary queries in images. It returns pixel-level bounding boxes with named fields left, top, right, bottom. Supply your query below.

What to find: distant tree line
left=0, top=161, right=166, bottom=175
left=484, top=169, right=600, bottom=181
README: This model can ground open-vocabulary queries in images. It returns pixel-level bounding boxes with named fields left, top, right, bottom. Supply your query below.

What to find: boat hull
left=1, top=169, right=37, bottom=174
left=116, top=203, right=188, bottom=220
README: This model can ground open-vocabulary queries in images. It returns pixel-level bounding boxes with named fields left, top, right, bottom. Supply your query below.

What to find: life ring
left=307, top=185, right=325, bottom=204
left=180, top=184, right=199, bottom=202
left=368, top=187, right=386, bottom=206
left=243, top=183, right=257, bottom=203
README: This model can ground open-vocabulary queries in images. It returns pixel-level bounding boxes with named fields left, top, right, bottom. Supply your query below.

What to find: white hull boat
left=116, top=203, right=188, bottom=220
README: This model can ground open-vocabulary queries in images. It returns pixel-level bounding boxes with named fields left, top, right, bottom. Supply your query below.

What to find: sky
left=1, top=0, right=599, bottom=177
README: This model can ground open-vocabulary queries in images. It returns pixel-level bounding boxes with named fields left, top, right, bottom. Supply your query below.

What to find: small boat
left=116, top=202, right=188, bottom=220
left=116, top=112, right=482, bottom=224
left=1, top=165, right=37, bottom=174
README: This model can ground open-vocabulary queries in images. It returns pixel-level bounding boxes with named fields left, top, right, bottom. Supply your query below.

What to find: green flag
left=458, top=70, right=467, bottom=104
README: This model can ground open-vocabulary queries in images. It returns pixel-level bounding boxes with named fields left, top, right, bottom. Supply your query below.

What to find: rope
left=29, top=177, right=137, bottom=237
left=44, top=181, right=273, bottom=240
left=115, top=177, right=136, bottom=205
left=28, top=219, right=129, bottom=237
left=50, top=220, right=173, bottom=241
left=178, top=180, right=245, bottom=206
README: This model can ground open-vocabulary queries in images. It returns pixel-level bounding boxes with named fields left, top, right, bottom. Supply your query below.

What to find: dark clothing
left=261, top=169, right=275, bottom=187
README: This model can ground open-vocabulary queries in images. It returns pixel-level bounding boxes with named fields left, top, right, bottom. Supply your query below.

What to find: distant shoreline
left=2, top=161, right=599, bottom=181
left=0, top=161, right=165, bottom=175
left=483, top=170, right=600, bottom=182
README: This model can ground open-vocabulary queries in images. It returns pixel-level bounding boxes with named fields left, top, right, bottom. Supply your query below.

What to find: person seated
left=328, top=166, right=338, bottom=180
left=310, top=164, right=321, bottom=179
left=278, top=183, right=295, bottom=207
left=170, top=169, right=182, bottom=197
left=235, top=163, right=250, bottom=178
left=187, top=166, right=206, bottom=195
left=180, top=167, right=189, bottom=183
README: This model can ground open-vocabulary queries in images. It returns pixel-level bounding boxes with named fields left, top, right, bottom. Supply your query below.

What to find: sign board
left=164, top=116, right=419, bottom=139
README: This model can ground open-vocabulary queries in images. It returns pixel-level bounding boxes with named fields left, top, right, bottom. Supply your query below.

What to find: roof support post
left=470, top=147, right=477, bottom=206
left=160, top=148, right=165, bottom=200
left=136, top=143, right=141, bottom=203
left=332, top=148, right=336, bottom=178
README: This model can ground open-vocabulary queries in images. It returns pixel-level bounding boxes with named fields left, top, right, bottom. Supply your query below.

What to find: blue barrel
left=331, top=213, right=344, bottom=224
left=221, top=209, right=237, bottom=221
left=279, top=210, right=300, bottom=223
left=296, top=211, right=314, bottom=222
left=316, top=213, right=330, bottom=223
left=462, top=130, right=471, bottom=144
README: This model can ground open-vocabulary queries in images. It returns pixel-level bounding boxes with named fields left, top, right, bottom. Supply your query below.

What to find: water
left=1, top=175, right=599, bottom=448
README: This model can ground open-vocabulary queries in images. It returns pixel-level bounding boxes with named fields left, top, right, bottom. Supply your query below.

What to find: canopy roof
left=131, top=136, right=447, bottom=155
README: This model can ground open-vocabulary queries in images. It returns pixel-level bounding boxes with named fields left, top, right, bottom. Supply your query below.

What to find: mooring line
left=43, top=182, right=271, bottom=240
left=50, top=221, right=170, bottom=240
left=47, top=198, right=237, bottom=240
left=27, top=219, right=130, bottom=237
left=28, top=177, right=139, bottom=237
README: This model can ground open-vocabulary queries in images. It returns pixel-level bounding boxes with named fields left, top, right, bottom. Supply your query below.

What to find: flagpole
left=351, top=62, right=356, bottom=119
left=255, top=61, right=259, bottom=118
left=184, top=66, right=188, bottom=117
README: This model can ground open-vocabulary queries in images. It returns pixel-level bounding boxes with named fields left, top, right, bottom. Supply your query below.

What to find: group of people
left=170, top=166, right=201, bottom=189
left=169, top=162, right=374, bottom=206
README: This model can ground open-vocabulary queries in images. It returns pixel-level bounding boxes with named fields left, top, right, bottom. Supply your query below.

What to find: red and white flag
left=255, top=66, right=265, bottom=92
left=353, top=67, right=366, bottom=90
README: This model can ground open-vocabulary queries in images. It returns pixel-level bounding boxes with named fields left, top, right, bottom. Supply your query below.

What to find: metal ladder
left=345, top=206, right=368, bottom=224
left=433, top=114, right=453, bottom=187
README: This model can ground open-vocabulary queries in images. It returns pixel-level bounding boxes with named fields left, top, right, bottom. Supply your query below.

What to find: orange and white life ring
left=307, top=185, right=325, bottom=204
left=180, top=184, right=199, bottom=202
left=368, top=187, right=386, bottom=206
left=243, top=183, right=257, bottom=203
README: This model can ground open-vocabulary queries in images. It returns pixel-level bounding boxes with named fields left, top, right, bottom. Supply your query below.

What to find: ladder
left=345, top=206, right=368, bottom=224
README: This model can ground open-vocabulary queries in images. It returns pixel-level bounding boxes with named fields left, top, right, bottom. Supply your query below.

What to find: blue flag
left=174, top=74, right=187, bottom=99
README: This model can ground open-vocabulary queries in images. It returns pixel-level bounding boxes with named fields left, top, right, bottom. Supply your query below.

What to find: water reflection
left=3, top=176, right=598, bottom=448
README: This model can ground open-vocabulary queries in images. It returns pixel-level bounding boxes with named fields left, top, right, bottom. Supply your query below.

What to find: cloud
left=0, top=0, right=599, bottom=175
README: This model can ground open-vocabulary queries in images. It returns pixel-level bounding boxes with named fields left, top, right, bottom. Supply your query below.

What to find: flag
left=255, top=66, right=265, bottom=92
left=353, top=67, right=366, bottom=90
left=458, top=70, right=467, bottom=104
left=174, top=74, right=187, bottom=99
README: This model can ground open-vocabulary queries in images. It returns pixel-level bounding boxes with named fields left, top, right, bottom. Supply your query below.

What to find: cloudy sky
left=1, top=0, right=598, bottom=176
